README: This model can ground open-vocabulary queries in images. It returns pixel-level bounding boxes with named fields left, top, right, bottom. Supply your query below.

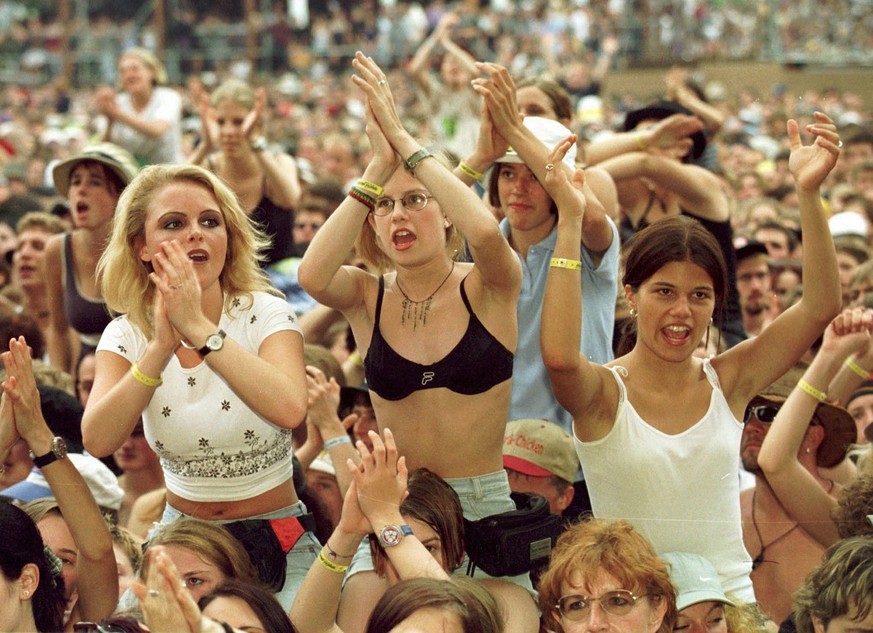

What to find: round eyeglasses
left=372, top=191, right=433, bottom=216
left=555, top=590, right=650, bottom=622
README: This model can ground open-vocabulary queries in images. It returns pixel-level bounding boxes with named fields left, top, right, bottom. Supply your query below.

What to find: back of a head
left=0, top=500, right=66, bottom=632
left=793, top=537, right=873, bottom=633
left=365, top=577, right=503, bottom=633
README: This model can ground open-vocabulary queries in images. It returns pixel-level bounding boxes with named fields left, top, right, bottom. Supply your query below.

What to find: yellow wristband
left=845, top=357, right=870, bottom=379
left=318, top=549, right=349, bottom=574
left=798, top=378, right=827, bottom=402
left=550, top=257, right=583, bottom=271
left=357, top=179, right=384, bottom=197
left=636, top=133, right=647, bottom=150
left=130, top=363, right=162, bottom=388
left=458, top=160, right=484, bottom=181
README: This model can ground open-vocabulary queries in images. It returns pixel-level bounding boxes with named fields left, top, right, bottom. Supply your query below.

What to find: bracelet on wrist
left=349, top=187, right=376, bottom=212
left=323, top=435, right=353, bottom=451
left=324, top=542, right=356, bottom=560
left=798, top=378, right=828, bottom=403
left=357, top=179, right=385, bottom=197
left=845, top=357, right=870, bottom=379
left=458, top=160, right=484, bottom=181
left=130, top=363, right=162, bottom=388
left=318, top=549, right=349, bottom=574
left=550, top=257, right=583, bottom=271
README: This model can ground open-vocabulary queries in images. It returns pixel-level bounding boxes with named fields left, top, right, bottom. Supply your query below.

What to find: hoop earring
left=629, top=308, right=638, bottom=319
left=704, top=323, right=711, bottom=354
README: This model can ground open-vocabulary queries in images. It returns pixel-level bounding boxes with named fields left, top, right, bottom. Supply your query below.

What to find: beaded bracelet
left=845, top=357, right=870, bottom=379
left=323, top=435, right=353, bottom=451
left=349, top=187, right=376, bottom=212
left=550, top=257, right=583, bottom=271
left=458, top=160, right=484, bottom=181
left=318, top=549, right=349, bottom=574
left=357, top=179, right=384, bottom=197
left=130, top=363, right=162, bottom=388
left=798, top=378, right=828, bottom=402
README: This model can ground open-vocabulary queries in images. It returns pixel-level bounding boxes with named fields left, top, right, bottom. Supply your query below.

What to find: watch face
left=379, top=525, right=402, bottom=547
left=206, top=333, right=224, bottom=351
left=53, top=436, right=68, bottom=459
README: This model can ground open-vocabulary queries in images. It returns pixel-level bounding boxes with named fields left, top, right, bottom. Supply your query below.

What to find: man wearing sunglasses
left=739, top=365, right=856, bottom=623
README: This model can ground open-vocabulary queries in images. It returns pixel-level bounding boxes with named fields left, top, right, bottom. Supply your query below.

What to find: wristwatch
left=198, top=329, right=226, bottom=356
left=404, top=147, right=434, bottom=172
left=250, top=136, right=268, bottom=152
left=29, top=436, right=68, bottom=468
left=378, top=524, right=413, bottom=548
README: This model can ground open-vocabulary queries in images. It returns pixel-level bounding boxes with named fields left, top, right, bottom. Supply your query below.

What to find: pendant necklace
left=394, top=261, right=455, bottom=330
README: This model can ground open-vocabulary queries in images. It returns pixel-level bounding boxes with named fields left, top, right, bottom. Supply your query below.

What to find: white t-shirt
left=105, top=86, right=182, bottom=165
left=97, top=291, right=302, bottom=502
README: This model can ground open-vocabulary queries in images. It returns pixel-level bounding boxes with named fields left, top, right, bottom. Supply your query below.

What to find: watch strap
left=29, top=437, right=67, bottom=468
left=404, top=147, right=434, bottom=172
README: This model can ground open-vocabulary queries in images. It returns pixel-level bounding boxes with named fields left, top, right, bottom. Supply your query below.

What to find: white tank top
left=575, top=359, right=755, bottom=602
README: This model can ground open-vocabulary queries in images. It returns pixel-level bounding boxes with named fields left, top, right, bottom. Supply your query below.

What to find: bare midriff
left=166, top=477, right=298, bottom=521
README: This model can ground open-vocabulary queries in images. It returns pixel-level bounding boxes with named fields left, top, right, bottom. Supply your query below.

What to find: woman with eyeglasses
left=298, top=52, right=523, bottom=630
left=538, top=519, right=676, bottom=633
left=541, top=113, right=842, bottom=604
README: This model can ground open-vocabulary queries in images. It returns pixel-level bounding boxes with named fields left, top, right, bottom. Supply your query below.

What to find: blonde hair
left=210, top=78, right=256, bottom=110
left=355, top=151, right=465, bottom=273
left=120, top=48, right=167, bottom=86
left=98, top=164, right=278, bottom=338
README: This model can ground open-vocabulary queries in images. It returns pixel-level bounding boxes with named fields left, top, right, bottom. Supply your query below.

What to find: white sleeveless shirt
left=575, top=359, right=755, bottom=602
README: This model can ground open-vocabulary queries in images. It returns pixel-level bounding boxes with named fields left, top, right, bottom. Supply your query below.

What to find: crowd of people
left=0, top=3, right=872, bottom=633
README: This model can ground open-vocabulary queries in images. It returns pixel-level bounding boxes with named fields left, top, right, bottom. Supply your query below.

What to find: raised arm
left=722, top=113, right=843, bottom=405
left=757, top=309, right=872, bottom=547
left=186, top=93, right=216, bottom=166
left=586, top=113, right=703, bottom=165
left=408, top=13, right=458, bottom=95
left=665, top=66, right=725, bottom=135
left=2, top=336, right=118, bottom=623
left=94, top=88, right=174, bottom=139
left=352, top=53, right=519, bottom=294
left=539, top=141, right=616, bottom=441
left=472, top=62, right=613, bottom=255
left=244, top=88, right=301, bottom=209
left=597, top=151, right=729, bottom=222
left=44, top=234, right=74, bottom=373
left=297, top=103, right=392, bottom=311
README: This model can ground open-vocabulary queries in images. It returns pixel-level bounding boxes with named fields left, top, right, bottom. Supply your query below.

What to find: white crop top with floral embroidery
left=97, top=291, right=302, bottom=502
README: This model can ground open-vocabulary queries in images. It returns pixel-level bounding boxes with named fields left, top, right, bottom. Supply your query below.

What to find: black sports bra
left=364, top=275, right=513, bottom=401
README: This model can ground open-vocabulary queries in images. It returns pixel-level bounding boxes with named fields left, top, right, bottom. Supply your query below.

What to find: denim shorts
left=124, top=501, right=319, bottom=612
left=346, top=470, right=533, bottom=591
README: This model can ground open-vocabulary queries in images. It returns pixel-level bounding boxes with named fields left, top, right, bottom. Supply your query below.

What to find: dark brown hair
left=623, top=215, right=727, bottom=318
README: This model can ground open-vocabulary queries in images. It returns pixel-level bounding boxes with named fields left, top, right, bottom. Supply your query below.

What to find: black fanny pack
left=463, top=492, right=563, bottom=577
left=225, top=513, right=316, bottom=591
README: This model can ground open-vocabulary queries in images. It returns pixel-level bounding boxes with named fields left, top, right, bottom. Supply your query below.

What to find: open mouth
left=188, top=250, right=209, bottom=263
left=392, top=230, right=416, bottom=250
left=662, top=325, right=691, bottom=345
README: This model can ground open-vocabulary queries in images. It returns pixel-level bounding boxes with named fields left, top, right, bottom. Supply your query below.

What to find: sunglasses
left=555, top=590, right=650, bottom=622
left=744, top=404, right=780, bottom=424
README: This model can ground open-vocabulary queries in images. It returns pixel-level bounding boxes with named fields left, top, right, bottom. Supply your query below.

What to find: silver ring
left=378, top=80, right=386, bottom=86
left=148, top=589, right=159, bottom=597
left=838, top=140, right=843, bottom=148
left=545, top=163, right=554, bottom=171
